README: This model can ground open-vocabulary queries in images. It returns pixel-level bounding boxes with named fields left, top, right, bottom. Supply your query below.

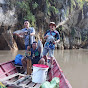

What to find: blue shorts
left=43, top=47, right=54, bottom=57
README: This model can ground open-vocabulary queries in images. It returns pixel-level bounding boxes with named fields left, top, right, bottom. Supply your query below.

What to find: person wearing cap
left=43, top=22, right=60, bottom=67
left=21, top=20, right=35, bottom=50
left=21, top=41, right=45, bottom=73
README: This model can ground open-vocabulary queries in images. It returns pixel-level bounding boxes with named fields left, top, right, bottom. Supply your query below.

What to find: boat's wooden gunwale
left=0, top=59, right=72, bottom=88
left=54, top=59, right=72, bottom=88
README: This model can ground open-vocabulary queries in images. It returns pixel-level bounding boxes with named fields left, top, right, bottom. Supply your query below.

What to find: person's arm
left=30, top=28, right=35, bottom=36
left=44, top=35, right=49, bottom=39
left=53, top=31, right=60, bottom=44
left=44, top=30, right=49, bottom=39
left=30, top=32, right=35, bottom=36
left=55, top=39, right=60, bottom=44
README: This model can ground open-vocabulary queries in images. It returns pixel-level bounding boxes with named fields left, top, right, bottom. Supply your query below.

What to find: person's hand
left=30, top=33, right=35, bottom=36
left=53, top=41, right=55, bottom=44
left=30, top=33, right=32, bottom=36
left=53, top=41, right=57, bottom=44
left=44, top=35, right=49, bottom=39
left=27, top=46, right=30, bottom=50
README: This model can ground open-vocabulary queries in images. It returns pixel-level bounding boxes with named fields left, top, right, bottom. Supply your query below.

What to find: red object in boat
left=0, top=59, right=72, bottom=88
left=33, top=64, right=49, bottom=68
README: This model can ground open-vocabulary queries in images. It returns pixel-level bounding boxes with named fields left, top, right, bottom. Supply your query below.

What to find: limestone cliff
left=0, top=0, right=88, bottom=50
left=0, top=0, right=18, bottom=50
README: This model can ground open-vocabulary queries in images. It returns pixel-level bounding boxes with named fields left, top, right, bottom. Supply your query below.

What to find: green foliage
left=17, top=1, right=29, bottom=11
left=71, top=0, right=85, bottom=10
left=24, top=12, right=36, bottom=26
left=16, top=0, right=87, bottom=29
left=17, top=1, right=36, bottom=26
left=45, top=0, right=59, bottom=17
left=76, top=0, right=85, bottom=8
left=49, top=6, right=58, bottom=14
left=16, top=0, right=62, bottom=27
left=71, top=0, right=76, bottom=9
left=65, top=7, right=70, bottom=17
left=32, top=2, right=38, bottom=9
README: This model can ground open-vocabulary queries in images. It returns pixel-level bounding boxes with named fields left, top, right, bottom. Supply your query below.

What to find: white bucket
left=32, top=64, right=49, bottom=83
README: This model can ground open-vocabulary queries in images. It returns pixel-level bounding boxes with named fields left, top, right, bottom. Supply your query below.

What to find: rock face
left=0, top=0, right=18, bottom=50
left=13, top=30, right=25, bottom=50
left=57, top=2, right=88, bottom=49
left=0, top=0, right=88, bottom=50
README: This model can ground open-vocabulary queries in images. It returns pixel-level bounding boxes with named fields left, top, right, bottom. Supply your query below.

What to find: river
left=0, top=49, right=88, bottom=88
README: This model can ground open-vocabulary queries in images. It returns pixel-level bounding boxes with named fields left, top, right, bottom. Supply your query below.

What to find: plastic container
left=32, top=64, right=49, bottom=83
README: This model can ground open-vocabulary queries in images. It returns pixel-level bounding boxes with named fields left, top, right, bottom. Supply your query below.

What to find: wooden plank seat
left=1, top=73, right=41, bottom=88
left=15, top=64, right=24, bottom=73
left=15, top=64, right=23, bottom=68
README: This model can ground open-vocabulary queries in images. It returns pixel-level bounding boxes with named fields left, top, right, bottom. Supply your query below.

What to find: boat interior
left=0, top=59, right=71, bottom=88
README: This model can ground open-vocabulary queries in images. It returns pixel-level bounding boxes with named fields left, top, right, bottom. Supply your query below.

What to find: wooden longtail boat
left=0, top=59, right=72, bottom=88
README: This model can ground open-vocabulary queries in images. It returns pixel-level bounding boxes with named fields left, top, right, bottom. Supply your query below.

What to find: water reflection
left=0, top=49, right=88, bottom=88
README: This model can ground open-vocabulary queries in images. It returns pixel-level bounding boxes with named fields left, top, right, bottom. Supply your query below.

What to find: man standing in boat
left=21, top=20, right=35, bottom=50
left=43, top=22, right=60, bottom=68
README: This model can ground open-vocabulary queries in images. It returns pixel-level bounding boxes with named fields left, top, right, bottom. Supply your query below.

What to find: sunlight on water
left=0, top=49, right=88, bottom=88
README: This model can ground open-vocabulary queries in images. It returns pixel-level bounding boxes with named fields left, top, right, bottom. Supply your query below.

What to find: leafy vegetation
left=71, top=0, right=85, bottom=10
left=17, top=0, right=38, bottom=26
left=16, top=0, right=86, bottom=27
left=16, top=0, right=88, bottom=43
left=16, top=0, right=61, bottom=27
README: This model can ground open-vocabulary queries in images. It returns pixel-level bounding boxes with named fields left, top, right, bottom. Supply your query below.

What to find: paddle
left=26, top=50, right=32, bottom=75
left=27, top=59, right=32, bottom=75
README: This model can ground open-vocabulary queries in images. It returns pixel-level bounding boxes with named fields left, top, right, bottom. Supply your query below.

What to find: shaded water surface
left=0, top=49, right=88, bottom=88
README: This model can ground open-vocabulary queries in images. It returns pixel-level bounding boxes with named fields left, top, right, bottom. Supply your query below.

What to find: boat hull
left=0, top=59, right=72, bottom=88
